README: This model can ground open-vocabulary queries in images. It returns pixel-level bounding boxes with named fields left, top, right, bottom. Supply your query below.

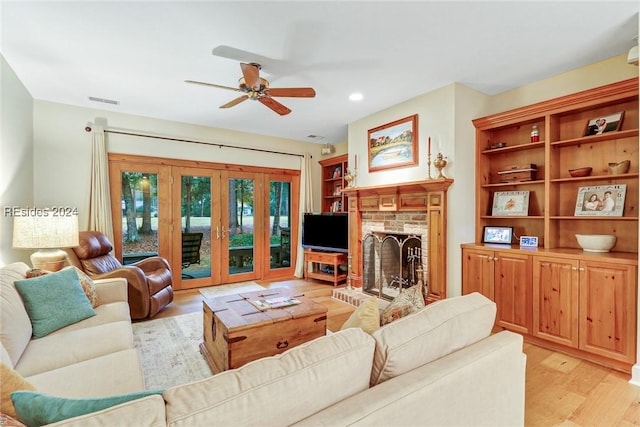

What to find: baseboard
left=629, top=363, right=640, bottom=387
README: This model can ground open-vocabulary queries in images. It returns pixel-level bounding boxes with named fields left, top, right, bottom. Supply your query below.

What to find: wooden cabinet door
left=579, top=260, right=637, bottom=363
left=494, top=252, right=532, bottom=334
left=532, top=256, right=579, bottom=348
left=461, top=248, right=494, bottom=299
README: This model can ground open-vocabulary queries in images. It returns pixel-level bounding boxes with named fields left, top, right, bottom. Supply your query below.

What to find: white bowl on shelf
left=575, top=234, right=617, bottom=253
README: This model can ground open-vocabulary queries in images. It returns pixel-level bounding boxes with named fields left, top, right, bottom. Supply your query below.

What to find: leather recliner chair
left=66, top=231, right=174, bottom=320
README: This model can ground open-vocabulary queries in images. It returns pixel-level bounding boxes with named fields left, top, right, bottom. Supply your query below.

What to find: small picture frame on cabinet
left=583, top=111, right=624, bottom=136
left=483, top=226, right=513, bottom=245
left=519, top=236, right=539, bottom=248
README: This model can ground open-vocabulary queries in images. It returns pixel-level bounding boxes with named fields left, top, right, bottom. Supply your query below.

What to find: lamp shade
left=13, top=215, right=79, bottom=249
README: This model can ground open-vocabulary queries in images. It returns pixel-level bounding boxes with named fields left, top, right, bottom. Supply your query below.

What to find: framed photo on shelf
left=574, top=184, right=626, bottom=217
left=491, top=191, right=530, bottom=216
left=367, top=114, right=418, bottom=172
left=482, top=226, right=513, bottom=245
left=332, top=165, right=342, bottom=178
left=583, top=111, right=624, bottom=136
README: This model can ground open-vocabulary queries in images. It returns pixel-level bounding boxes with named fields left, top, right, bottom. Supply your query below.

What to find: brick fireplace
left=361, top=215, right=427, bottom=301
left=336, top=179, right=452, bottom=306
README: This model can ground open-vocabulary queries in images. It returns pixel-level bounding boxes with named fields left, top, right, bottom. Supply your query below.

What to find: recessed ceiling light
left=349, top=93, right=363, bottom=101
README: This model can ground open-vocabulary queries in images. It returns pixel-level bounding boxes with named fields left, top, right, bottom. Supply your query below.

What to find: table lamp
left=12, top=215, right=79, bottom=271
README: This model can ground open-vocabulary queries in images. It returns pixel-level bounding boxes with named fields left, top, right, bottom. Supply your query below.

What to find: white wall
left=0, top=55, right=34, bottom=265
left=32, top=101, right=325, bottom=231
left=348, top=83, right=488, bottom=296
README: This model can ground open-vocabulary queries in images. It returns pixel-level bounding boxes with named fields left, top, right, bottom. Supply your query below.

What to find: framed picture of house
left=491, top=191, right=530, bottom=216
left=368, top=114, right=418, bottom=172
left=574, top=184, right=626, bottom=216
left=583, top=111, right=624, bottom=136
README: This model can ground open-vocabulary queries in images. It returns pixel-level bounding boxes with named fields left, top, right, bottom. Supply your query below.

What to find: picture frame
left=583, top=111, right=624, bottom=136
left=368, top=114, right=418, bottom=172
left=519, top=236, right=539, bottom=248
left=574, top=184, right=626, bottom=217
left=483, top=226, right=513, bottom=245
left=491, top=191, right=530, bottom=216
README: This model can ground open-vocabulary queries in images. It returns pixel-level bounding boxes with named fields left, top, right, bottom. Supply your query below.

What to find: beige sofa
left=0, top=262, right=145, bottom=397
left=50, top=292, right=527, bottom=426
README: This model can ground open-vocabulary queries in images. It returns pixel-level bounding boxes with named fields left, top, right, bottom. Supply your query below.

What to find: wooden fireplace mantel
left=343, top=178, right=453, bottom=303
left=342, top=178, right=453, bottom=198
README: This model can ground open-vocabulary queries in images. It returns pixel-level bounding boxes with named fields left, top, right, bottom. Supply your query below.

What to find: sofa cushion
left=1, top=363, right=36, bottom=420
left=370, top=292, right=496, bottom=386
left=11, top=390, right=163, bottom=427
left=43, top=395, right=166, bottom=427
left=15, top=321, right=134, bottom=378
left=0, top=263, right=33, bottom=367
left=14, top=268, right=96, bottom=338
left=163, top=328, right=375, bottom=427
left=380, top=284, right=425, bottom=326
left=340, top=296, right=380, bottom=335
left=25, top=349, right=145, bottom=398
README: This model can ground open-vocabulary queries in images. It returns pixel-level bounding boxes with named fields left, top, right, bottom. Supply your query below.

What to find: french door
left=173, top=168, right=261, bottom=289
left=109, top=155, right=298, bottom=290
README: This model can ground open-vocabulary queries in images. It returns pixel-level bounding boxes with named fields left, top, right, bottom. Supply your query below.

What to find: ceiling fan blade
left=240, top=63, right=260, bottom=90
left=185, top=80, right=241, bottom=92
left=265, top=87, right=316, bottom=98
left=220, top=95, right=249, bottom=109
left=259, top=97, right=291, bottom=116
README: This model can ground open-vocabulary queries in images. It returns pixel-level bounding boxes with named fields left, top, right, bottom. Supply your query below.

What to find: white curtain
left=87, top=125, right=115, bottom=243
left=294, top=153, right=314, bottom=277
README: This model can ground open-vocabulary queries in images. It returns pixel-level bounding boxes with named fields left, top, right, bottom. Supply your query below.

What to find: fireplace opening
left=362, top=232, right=425, bottom=301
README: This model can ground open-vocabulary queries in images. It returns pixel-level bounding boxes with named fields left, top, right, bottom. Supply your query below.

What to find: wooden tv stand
left=303, top=250, right=347, bottom=286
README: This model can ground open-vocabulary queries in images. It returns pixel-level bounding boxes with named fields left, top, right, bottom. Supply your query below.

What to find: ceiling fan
left=185, top=62, right=316, bottom=116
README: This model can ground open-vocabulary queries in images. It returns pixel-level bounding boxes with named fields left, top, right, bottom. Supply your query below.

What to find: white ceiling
left=1, top=1, right=638, bottom=145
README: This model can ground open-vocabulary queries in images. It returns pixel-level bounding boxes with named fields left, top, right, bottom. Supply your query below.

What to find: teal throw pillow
left=14, top=267, right=96, bottom=338
left=11, top=390, right=164, bottom=427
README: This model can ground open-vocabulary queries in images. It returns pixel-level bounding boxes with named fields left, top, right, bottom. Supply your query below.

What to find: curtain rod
left=84, top=124, right=308, bottom=158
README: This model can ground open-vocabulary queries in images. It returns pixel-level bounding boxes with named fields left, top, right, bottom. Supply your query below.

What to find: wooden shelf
left=472, top=77, right=638, bottom=253
left=319, top=154, right=348, bottom=213
left=464, top=78, right=639, bottom=373
left=303, top=250, right=347, bottom=287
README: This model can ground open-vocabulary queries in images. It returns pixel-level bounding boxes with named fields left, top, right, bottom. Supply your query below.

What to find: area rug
left=132, top=312, right=212, bottom=390
left=198, top=281, right=265, bottom=299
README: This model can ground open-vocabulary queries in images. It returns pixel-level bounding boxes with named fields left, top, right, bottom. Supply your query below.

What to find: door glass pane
left=181, top=176, right=211, bottom=280
left=270, top=180, right=291, bottom=269
left=228, top=178, right=255, bottom=275
left=121, top=172, right=159, bottom=264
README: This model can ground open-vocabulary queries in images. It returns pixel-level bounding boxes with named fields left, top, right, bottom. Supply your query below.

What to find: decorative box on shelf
left=497, top=164, right=538, bottom=183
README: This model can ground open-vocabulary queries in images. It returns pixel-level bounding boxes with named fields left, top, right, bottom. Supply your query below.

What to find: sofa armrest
left=93, top=278, right=128, bottom=304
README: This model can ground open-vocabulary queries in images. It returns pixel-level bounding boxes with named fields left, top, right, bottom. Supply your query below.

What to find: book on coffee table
left=251, top=296, right=301, bottom=311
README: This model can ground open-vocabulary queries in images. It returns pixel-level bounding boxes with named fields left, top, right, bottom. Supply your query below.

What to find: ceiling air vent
left=88, top=96, right=119, bottom=105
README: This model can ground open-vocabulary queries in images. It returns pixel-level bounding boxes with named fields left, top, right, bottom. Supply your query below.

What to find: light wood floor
left=154, top=278, right=640, bottom=426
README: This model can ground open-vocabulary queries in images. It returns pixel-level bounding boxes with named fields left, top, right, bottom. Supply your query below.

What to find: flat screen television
left=302, top=213, right=349, bottom=253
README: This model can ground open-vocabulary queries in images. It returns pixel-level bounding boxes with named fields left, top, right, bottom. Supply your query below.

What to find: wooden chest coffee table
left=200, top=288, right=327, bottom=373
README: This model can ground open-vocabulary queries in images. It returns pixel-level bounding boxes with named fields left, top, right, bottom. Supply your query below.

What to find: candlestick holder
left=427, top=153, right=433, bottom=180
left=434, top=153, right=448, bottom=179
left=344, top=168, right=357, bottom=187
left=346, top=254, right=353, bottom=291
